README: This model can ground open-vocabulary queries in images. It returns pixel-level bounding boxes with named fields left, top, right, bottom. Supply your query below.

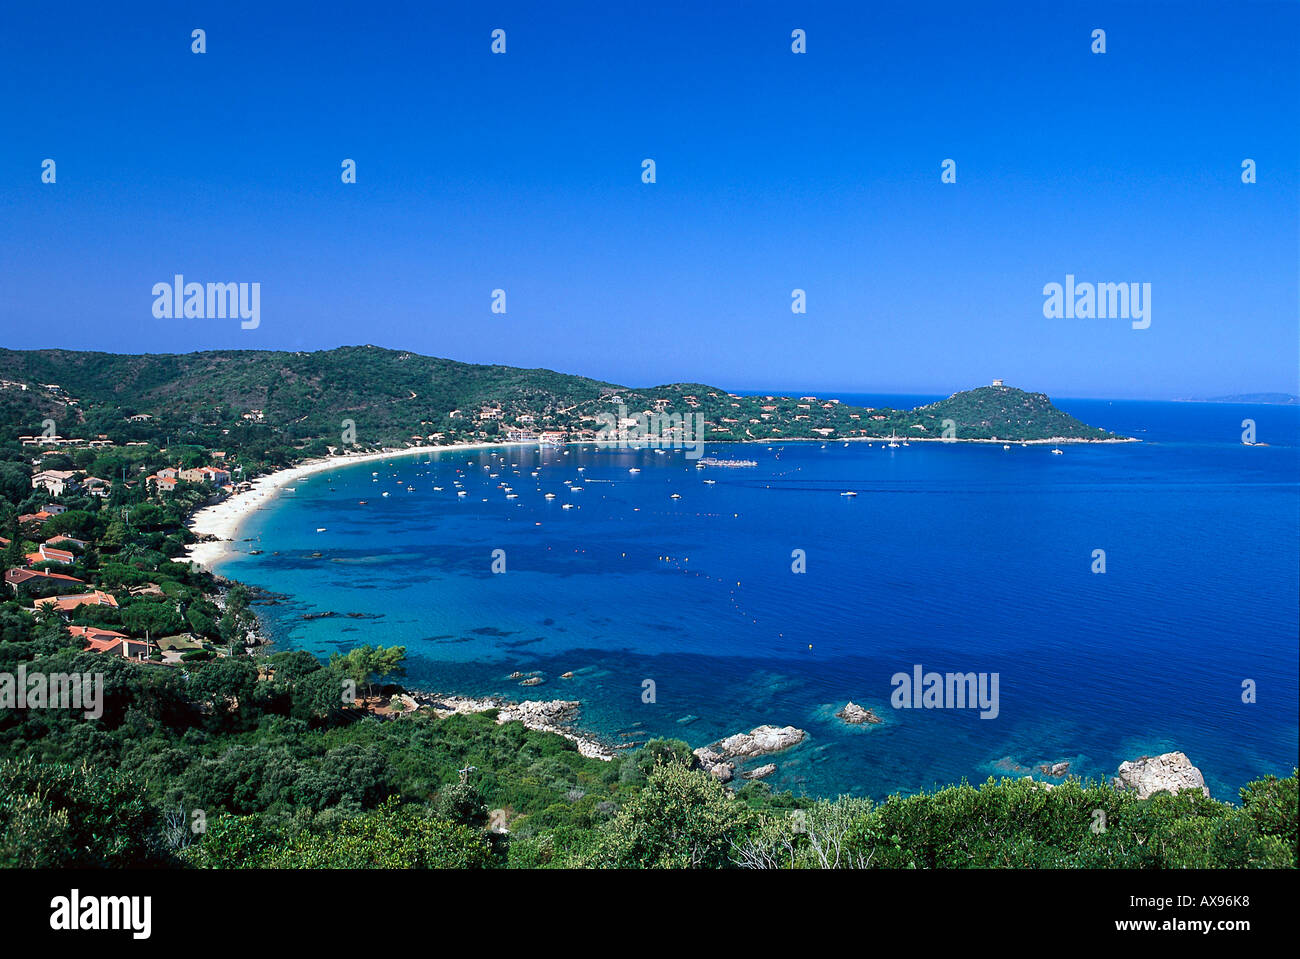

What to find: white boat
left=840, top=491, right=857, bottom=497
left=283, top=487, right=296, bottom=493
left=629, top=468, right=640, bottom=474
left=433, top=486, right=443, bottom=491
left=506, top=493, right=518, bottom=499
left=545, top=493, right=556, bottom=499
left=703, top=479, right=716, bottom=485
left=1051, top=448, right=1063, bottom=455
left=316, top=527, right=327, bottom=532
left=562, top=503, right=574, bottom=509
left=382, top=491, right=390, bottom=497
left=457, top=490, right=467, bottom=496
left=670, top=493, right=682, bottom=499
left=1003, top=445, right=1010, bottom=450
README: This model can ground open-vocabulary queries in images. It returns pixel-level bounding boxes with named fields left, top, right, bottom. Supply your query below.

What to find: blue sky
left=1, top=1, right=1296, bottom=398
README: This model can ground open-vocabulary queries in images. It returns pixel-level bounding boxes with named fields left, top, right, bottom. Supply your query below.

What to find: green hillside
left=0, top=346, right=1126, bottom=455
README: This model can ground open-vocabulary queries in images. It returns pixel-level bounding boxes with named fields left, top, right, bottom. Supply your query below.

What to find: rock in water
left=693, top=746, right=724, bottom=770
left=836, top=702, right=882, bottom=725
left=715, top=725, right=806, bottom=759
left=744, top=764, right=777, bottom=780
left=710, top=763, right=735, bottom=783
left=1114, top=751, right=1210, bottom=799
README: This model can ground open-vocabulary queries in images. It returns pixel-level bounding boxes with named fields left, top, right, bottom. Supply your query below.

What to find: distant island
left=1175, top=393, right=1299, bottom=405
left=0, top=347, right=1128, bottom=458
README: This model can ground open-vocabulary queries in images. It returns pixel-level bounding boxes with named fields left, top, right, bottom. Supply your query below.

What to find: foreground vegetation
left=2, top=651, right=1294, bottom=868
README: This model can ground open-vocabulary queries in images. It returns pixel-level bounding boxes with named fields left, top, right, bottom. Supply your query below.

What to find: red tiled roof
left=70, top=626, right=154, bottom=658
left=5, top=567, right=84, bottom=586
left=35, top=590, right=119, bottom=612
left=28, top=545, right=74, bottom=564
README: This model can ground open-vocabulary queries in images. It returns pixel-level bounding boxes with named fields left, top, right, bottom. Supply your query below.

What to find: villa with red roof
left=5, top=567, right=85, bottom=594
left=26, top=544, right=74, bottom=565
left=35, top=590, right=119, bottom=614
left=69, top=625, right=155, bottom=660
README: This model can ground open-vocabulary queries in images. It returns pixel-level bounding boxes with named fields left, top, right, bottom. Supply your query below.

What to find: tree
left=331, top=644, right=406, bottom=705
left=433, top=781, right=488, bottom=829
left=121, top=600, right=185, bottom=638
left=187, top=657, right=259, bottom=711
left=0, top=462, right=33, bottom=506
left=592, top=761, right=753, bottom=869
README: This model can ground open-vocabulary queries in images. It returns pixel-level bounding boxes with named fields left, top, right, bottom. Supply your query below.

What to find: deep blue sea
left=214, top=398, right=1300, bottom=800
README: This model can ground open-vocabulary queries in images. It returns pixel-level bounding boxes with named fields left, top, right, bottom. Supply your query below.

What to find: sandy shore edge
left=184, top=442, right=524, bottom=570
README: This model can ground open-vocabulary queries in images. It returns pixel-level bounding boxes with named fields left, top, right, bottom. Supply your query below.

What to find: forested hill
left=0, top=346, right=1124, bottom=453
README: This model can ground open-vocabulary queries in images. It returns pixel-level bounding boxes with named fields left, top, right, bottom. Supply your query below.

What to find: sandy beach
left=184, top=442, right=522, bottom=570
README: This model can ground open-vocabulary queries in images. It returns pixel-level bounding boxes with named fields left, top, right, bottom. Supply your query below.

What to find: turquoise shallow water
left=215, top=398, right=1300, bottom=800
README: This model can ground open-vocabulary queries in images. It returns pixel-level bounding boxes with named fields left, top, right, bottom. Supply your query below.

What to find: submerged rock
left=836, top=702, right=882, bottom=725
left=744, top=764, right=777, bottom=780
left=1038, top=761, right=1071, bottom=778
left=1114, top=751, right=1210, bottom=799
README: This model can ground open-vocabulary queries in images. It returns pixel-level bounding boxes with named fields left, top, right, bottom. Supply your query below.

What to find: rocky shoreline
left=409, top=692, right=618, bottom=761
left=694, top=725, right=808, bottom=783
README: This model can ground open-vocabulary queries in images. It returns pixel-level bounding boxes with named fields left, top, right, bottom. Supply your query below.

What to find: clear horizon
left=2, top=343, right=1298, bottom=403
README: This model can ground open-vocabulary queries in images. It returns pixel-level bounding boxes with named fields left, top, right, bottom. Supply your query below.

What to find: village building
left=69, top=626, right=155, bottom=660
left=25, top=544, right=74, bottom=565
left=31, top=470, right=80, bottom=496
left=4, top=567, right=85, bottom=595
left=35, top=590, right=119, bottom=614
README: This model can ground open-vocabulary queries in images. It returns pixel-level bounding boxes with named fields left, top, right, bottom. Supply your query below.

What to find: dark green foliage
left=0, top=757, right=166, bottom=867
left=591, top=761, right=755, bottom=868
left=186, top=799, right=496, bottom=869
